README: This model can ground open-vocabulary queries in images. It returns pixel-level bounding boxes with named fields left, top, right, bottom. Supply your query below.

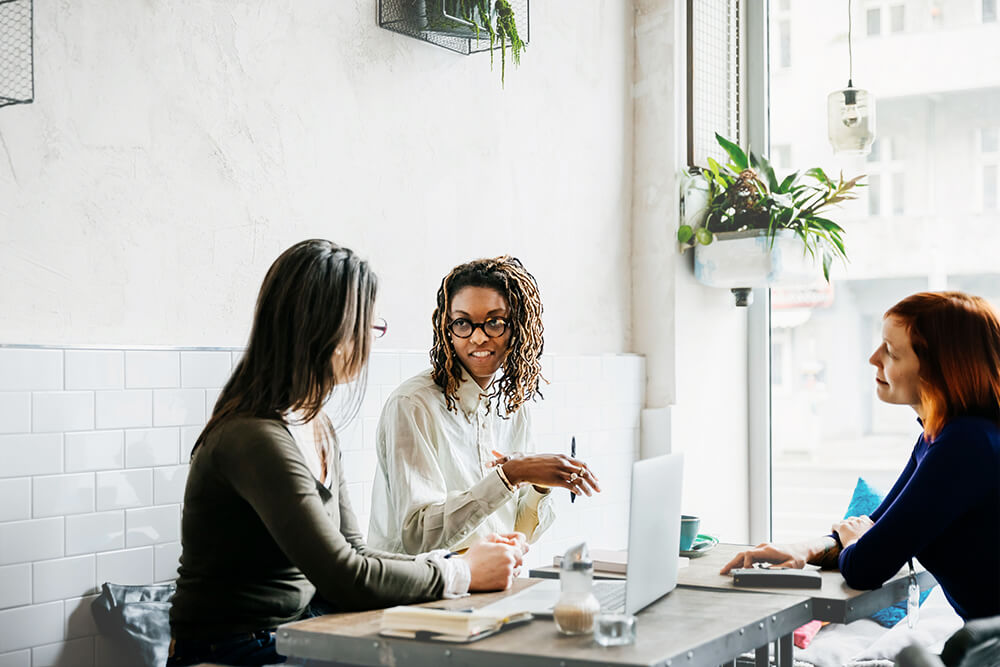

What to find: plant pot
left=407, top=0, right=492, bottom=38
left=694, top=229, right=825, bottom=289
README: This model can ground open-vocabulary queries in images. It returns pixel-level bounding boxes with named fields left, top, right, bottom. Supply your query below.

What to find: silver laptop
left=478, top=453, right=684, bottom=617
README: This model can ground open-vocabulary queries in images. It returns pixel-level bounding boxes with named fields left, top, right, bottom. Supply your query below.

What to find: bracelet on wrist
left=496, top=464, right=516, bottom=492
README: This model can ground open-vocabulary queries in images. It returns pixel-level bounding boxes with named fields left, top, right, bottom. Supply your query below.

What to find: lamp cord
left=847, top=0, right=854, bottom=87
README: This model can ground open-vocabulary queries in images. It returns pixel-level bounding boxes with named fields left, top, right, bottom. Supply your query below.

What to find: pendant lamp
left=828, top=0, right=875, bottom=155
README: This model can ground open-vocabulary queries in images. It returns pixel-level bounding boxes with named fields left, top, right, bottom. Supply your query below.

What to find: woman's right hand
left=719, top=543, right=809, bottom=574
left=462, top=541, right=518, bottom=592
left=501, top=454, right=601, bottom=496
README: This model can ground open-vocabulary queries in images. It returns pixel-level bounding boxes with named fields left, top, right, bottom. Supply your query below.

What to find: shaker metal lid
left=560, top=542, right=593, bottom=571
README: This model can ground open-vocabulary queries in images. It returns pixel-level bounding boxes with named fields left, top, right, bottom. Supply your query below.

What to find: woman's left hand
left=832, top=515, right=874, bottom=548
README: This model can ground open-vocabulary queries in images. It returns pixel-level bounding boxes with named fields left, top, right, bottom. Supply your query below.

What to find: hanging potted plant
left=407, top=0, right=525, bottom=84
left=678, top=133, right=864, bottom=305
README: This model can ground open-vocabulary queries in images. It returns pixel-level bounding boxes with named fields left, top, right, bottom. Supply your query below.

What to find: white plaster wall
left=0, top=0, right=633, bottom=353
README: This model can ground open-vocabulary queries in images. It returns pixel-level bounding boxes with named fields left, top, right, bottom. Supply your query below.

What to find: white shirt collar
left=455, top=364, right=493, bottom=417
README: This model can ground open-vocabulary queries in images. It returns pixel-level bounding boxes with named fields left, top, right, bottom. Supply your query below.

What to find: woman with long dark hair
left=167, top=241, right=519, bottom=666
left=369, top=256, right=600, bottom=557
left=723, top=291, right=1000, bottom=621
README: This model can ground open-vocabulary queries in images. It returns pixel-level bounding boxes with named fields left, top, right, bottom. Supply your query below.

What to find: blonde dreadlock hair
left=430, top=256, right=545, bottom=415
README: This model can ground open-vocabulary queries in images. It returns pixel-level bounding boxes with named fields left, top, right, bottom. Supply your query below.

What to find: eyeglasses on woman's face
left=448, top=317, right=509, bottom=339
left=372, top=317, right=388, bottom=338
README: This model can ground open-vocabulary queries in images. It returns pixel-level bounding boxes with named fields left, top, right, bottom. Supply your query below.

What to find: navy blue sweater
left=838, top=417, right=1000, bottom=620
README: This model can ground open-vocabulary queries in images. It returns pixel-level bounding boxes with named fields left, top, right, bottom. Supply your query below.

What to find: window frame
left=745, top=0, right=772, bottom=545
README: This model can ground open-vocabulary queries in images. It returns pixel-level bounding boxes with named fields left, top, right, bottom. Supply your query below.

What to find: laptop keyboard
left=593, top=582, right=626, bottom=612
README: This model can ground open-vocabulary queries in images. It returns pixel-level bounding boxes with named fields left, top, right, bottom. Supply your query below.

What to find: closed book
left=553, top=549, right=628, bottom=574
left=731, top=567, right=823, bottom=589
left=552, top=550, right=689, bottom=574
left=379, top=605, right=532, bottom=642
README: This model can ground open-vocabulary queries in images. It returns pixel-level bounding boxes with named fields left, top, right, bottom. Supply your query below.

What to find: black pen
left=570, top=436, right=576, bottom=503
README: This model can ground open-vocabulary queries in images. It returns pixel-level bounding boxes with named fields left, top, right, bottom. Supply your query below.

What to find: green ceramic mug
left=679, top=515, right=701, bottom=552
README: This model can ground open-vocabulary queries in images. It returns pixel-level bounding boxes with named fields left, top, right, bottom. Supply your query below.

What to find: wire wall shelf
left=378, top=0, right=528, bottom=56
left=0, top=0, right=33, bottom=108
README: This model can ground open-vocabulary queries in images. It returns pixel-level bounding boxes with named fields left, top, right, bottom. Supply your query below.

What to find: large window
left=767, top=1, right=1000, bottom=543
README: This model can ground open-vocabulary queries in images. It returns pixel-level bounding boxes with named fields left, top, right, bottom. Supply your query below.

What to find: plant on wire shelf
left=449, top=0, right=525, bottom=85
left=678, top=133, right=865, bottom=281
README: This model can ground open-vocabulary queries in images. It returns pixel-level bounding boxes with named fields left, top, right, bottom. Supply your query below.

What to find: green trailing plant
left=678, top=133, right=865, bottom=281
left=449, top=0, right=525, bottom=85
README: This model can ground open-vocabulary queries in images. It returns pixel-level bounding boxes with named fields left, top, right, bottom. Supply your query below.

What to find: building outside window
left=890, top=4, right=905, bottom=32
left=779, top=20, right=792, bottom=68
left=867, top=6, right=882, bottom=35
left=984, top=0, right=997, bottom=23
left=865, top=137, right=906, bottom=217
left=865, top=2, right=907, bottom=36
left=771, top=143, right=792, bottom=170
left=766, top=0, right=1000, bottom=543
left=980, top=128, right=1000, bottom=211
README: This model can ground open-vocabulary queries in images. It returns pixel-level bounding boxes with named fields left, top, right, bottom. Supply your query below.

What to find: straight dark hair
left=193, top=240, right=377, bottom=470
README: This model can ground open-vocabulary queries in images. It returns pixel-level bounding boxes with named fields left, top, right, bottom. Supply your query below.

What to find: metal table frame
left=277, top=580, right=813, bottom=667
left=532, top=542, right=937, bottom=624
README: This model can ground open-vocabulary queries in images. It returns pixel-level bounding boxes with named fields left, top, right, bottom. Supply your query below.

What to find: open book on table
left=379, top=605, right=533, bottom=643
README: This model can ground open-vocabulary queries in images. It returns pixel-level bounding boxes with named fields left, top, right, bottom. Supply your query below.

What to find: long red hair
left=885, top=291, right=1000, bottom=441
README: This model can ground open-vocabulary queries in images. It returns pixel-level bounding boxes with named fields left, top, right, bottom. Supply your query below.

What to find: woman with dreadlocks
left=369, top=256, right=601, bottom=557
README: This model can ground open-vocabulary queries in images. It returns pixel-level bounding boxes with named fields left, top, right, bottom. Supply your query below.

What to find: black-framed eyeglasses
left=448, top=317, right=509, bottom=339
left=372, top=317, right=388, bottom=338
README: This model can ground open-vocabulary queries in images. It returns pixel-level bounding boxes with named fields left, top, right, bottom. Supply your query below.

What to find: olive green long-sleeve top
left=169, top=417, right=444, bottom=640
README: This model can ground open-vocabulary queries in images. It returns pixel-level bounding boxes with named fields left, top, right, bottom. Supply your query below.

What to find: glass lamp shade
left=827, top=86, right=876, bottom=155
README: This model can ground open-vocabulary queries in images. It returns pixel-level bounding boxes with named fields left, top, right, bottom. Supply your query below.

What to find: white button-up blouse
left=368, top=367, right=554, bottom=554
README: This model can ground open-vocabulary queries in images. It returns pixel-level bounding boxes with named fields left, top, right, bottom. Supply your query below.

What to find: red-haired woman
left=722, top=291, right=1000, bottom=621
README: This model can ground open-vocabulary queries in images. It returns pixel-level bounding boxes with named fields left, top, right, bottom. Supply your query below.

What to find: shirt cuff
left=478, top=466, right=517, bottom=503
left=417, top=549, right=471, bottom=598
left=525, top=485, right=551, bottom=504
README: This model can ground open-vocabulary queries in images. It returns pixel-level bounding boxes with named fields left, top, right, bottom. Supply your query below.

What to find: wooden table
left=276, top=578, right=813, bottom=667
left=529, top=543, right=938, bottom=624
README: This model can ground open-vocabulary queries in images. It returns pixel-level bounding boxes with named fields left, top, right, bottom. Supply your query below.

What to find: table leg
left=755, top=644, right=769, bottom=667
left=775, top=633, right=793, bottom=667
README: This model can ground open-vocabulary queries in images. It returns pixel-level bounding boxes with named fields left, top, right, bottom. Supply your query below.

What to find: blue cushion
left=844, top=477, right=884, bottom=519
left=843, top=477, right=934, bottom=628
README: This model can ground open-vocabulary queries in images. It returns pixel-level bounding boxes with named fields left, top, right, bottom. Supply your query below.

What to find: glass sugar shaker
left=553, top=542, right=601, bottom=635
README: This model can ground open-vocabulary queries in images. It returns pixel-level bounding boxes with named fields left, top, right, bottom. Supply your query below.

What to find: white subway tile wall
left=0, top=650, right=30, bottom=667
left=0, top=346, right=643, bottom=666
left=64, top=431, right=124, bottom=473
left=94, top=391, right=152, bottom=430
left=64, top=351, right=124, bottom=392
left=0, top=564, right=31, bottom=610
left=0, top=480, right=30, bottom=524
